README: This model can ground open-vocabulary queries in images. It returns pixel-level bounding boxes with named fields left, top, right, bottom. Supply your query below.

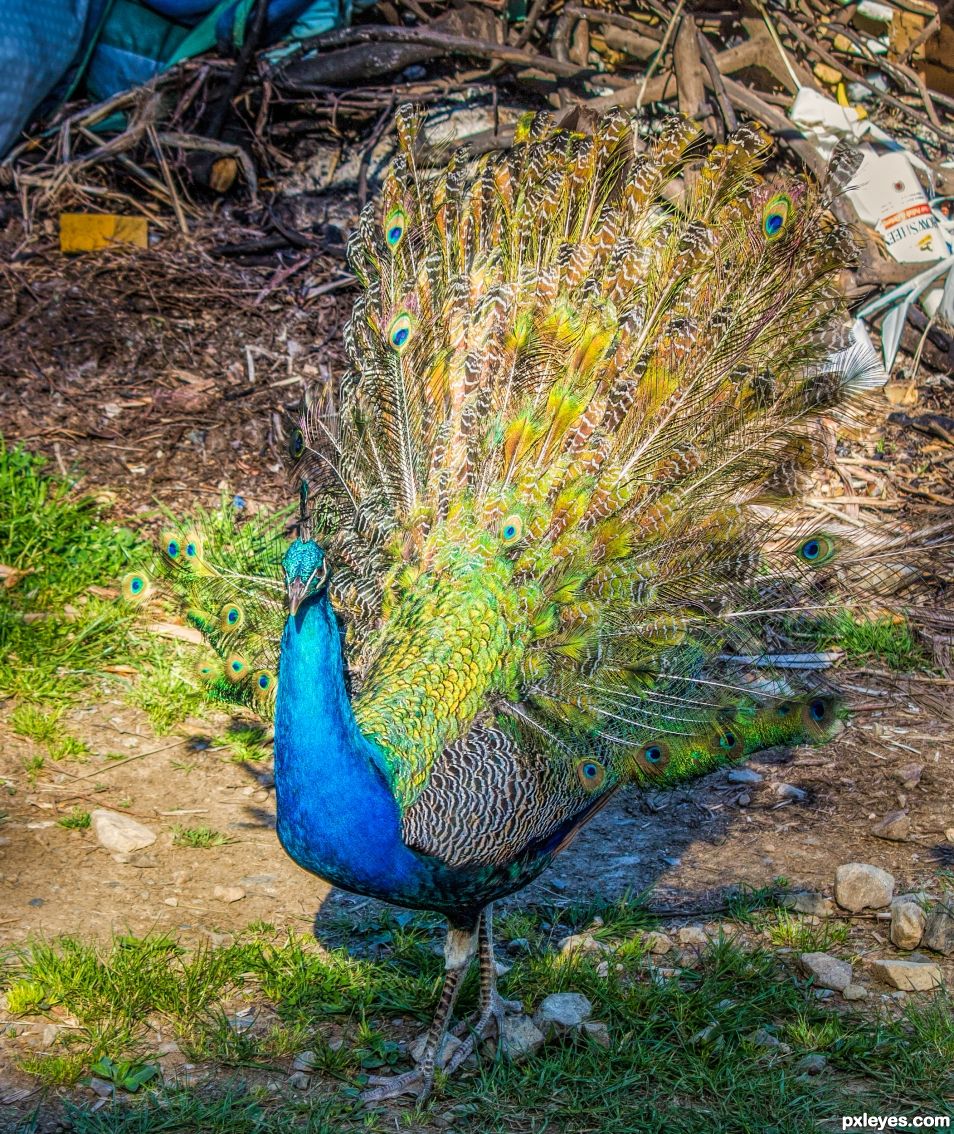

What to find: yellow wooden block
left=59, top=213, right=148, bottom=253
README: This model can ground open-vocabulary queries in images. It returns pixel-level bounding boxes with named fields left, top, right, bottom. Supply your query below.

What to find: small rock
left=533, top=992, right=593, bottom=1038
left=640, top=930, right=674, bottom=955
left=157, top=1041, right=180, bottom=1056
left=87, top=1077, right=115, bottom=1098
left=291, top=1050, right=317, bottom=1072
left=737, top=793, right=752, bottom=807
left=111, top=852, right=158, bottom=868
left=557, top=932, right=609, bottom=957
left=751, top=1027, right=780, bottom=1048
left=796, top=1053, right=827, bottom=1076
left=922, top=899, right=954, bottom=956
left=410, top=1032, right=462, bottom=1066
left=507, top=937, right=531, bottom=953
left=495, top=960, right=512, bottom=978
left=41, top=1024, right=59, bottom=1046
left=945, top=828, right=954, bottom=845
left=798, top=952, right=853, bottom=992
left=843, top=984, right=868, bottom=1001
left=90, top=810, right=156, bottom=854
left=890, top=899, right=926, bottom=950
left=690, top=1022, right=719, bottom=1045
left=781, top=892, right=835, bottom=918
left=581, top=1020, right=611, bottom=1047
left=727, top=767, right=763, bottom=785
left=498, top=1014, right=545, bottom=1061
left=895, top=763, right=922, bottom=788
left=871, top=810, right=911, bottom=842
left=596, top=960, right=609, bottom=978
left=869, top=958, right=943, bottom=991
left=212, top=885, right=246, bottom=904
left=774, top=783, right=807, bottom=801
left=287, top=1071, right=310, bottom=1090
left=163, top=897, right=178, bottom=907
left=677, top=925, right=708, bottom=947
left=834, top=863, right=894, bottom=912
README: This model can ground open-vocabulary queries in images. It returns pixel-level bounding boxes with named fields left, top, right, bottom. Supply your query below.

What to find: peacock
left=126, top=106, right=893, bottom=1100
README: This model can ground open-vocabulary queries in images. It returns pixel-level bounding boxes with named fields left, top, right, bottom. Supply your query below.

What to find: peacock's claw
left=443, top=989, right=519, bottom=1075
left=360, top=1066, right=432, bottom=1103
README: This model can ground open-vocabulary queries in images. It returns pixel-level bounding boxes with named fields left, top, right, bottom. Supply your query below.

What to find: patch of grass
left=219, top=723, right=273, bottom=764
left=765, top=910, right=851, bottom=952
left=812, top=611, right=928, bottom=671
left=57, top=808, right=91, bottom=830
left=124, top=651, right=206, bottom=735
left=0, top=443, right=141, bottom=706
left=22, top=754, right=44, bottom=782
left=10, top=703, right=64, bottom=743
left=18, top=1051, right=89, bottom=1088
left=48, top=734, right=92, bottom=762
left=3, top=920, right=952, bottom=1130
left=171, top=825, right=232, bottom=849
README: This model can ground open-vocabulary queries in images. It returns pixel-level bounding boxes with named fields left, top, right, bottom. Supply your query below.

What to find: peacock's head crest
left=282, top=539, right=328, bottom=615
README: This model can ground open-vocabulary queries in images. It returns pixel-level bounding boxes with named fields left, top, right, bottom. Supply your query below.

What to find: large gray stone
left=533, top=992, right=592, bottom=1038
left=781, top=892, right=835, bottom=918
left=869, top=959, right=943, bottom=991
left=922, top=900, right=954, bottom=955
left=834, top=863, right=894, bottom=912
left=890, top=899, right=926, bottom=950
left=498, top=1014, right=545, bottom=1060
left=90, top=810, right=156, bottom=854
left=798, top=952, right=853, bottom=992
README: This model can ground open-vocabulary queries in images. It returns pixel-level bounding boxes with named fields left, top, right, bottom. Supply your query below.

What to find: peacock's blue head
left=282, top=539, right=328, bottom=616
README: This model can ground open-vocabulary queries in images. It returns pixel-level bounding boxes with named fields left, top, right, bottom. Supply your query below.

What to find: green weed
left=171, top=825, right=232, bottom=849
left=57, top=808, right=92, bottom=830
left=765, top=910, right=850, bottom=952
left=812, top=611, right=927, bottom=671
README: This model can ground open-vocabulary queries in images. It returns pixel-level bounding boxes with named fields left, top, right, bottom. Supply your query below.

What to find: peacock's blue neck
left=273, top=591, right=433, bottom=902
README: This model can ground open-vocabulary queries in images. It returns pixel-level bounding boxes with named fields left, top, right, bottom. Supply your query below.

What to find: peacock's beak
left=286, top=577, right=308, bottom=616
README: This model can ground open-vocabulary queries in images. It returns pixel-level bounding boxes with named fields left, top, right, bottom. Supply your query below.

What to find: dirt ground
left=0, top=167, right=953, bottom=1124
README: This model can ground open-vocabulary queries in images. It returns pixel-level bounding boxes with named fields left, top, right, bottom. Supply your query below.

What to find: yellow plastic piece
left=59, top=213, right=148, bottom=253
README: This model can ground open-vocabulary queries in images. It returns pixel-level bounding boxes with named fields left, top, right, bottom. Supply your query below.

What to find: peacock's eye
left=387, top=312, right=415, bottom=354
left=806, top=696, right=832, bottom=724
left=500, top=513, right=523, bottom=544
left=252, top=670, right=276, bottom=699
left=720, top=731, right=736, bottom=749
left=161, top=531, right=181, bottom=562
left=384, top=206, right=407, bottom=250
left=290, top=428, right=305, bottom=461
left=576, top=759, right=606, bottom=790
left=225, top=654, right=248, bottom=683
left=121, top=572, right=150, bottom=602
left=762, top=193, right=793, bottom=241
left=183, top=531, right=203, bottom=564
left=219, top=602, right=245, bottom=633
left=638, top=741, right=670, bottom=773
left=797, top=534, right=835, bottom=565
left=776, top=701, right=793, bottom=717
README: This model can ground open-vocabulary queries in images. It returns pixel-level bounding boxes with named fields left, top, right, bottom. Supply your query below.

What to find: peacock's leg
left=360, top=919, right=479, bottom=1103
left=444, top=904, right=521, bottom=1074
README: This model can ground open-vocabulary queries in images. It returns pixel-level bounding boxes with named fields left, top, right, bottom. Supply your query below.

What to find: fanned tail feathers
left=135, top=107, right=948, bottom=815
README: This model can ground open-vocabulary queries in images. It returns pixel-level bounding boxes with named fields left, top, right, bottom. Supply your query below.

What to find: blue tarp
left=0, top=0, right=360, bottom=156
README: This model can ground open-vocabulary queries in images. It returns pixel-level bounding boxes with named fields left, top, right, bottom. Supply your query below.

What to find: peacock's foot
left=444, top=990, right=521, bottom=1074
left=360, top=1065, right=432, bottom=1103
